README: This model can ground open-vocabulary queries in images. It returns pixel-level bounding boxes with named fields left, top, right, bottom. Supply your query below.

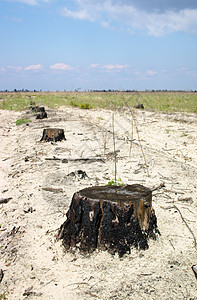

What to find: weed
left=16, top=119, right=32, bottom=126
left=69, top=100, right=78, bottom=107
left=80, top=103, right=92, bottom=109
left=107, top=178, right=124, bottom=186
left=165, top=129, right=170, bottom=134
left=181, top=133, right=188, bottom=137
left=0, top=293, right=7, bottom=300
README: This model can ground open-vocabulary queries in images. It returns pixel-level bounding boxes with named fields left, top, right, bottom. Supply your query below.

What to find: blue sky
left=0, top=0, right=197, bottom=91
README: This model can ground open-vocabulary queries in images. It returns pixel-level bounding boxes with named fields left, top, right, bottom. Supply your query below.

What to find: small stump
left=40, top=128, right=66, bottom=142
left=58, top=184, right=159, bottom=257
left=36, top=112, right=47, bottom=119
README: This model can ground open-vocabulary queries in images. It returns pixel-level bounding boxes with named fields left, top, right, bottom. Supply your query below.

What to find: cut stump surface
left=58, top=184, right=159, bottom=257
left=40, top=128, right=66, bottom=142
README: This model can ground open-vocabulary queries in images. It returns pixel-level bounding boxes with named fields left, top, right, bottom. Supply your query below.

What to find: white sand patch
left=0, top=107, right=197, bottom=299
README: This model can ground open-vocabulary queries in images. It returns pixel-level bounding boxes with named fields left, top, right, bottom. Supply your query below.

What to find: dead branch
left=112, top=113, right=117, bottom=183
left=133, top=117, right=150, bottom=177
left=65, top=282, right=89, bottom=287
left=178, top=197, right=193, bottom=204
left=169, top=239, right=175, bottom=250
left=42, top=187, right=63, bottom=193
left=84, top=291, right=98, bottom=297
left=45, top=156, right=106, bottom=162
left=174, top=204, right=197, bottom=251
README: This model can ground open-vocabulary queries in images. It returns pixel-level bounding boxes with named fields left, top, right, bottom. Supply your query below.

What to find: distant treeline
left=0, top=89, right=197, bottom=93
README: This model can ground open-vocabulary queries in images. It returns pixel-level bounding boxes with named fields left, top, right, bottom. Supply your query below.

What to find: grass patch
left=16, top=118, right=32, bottom=126
left=0, top=91, right=197, bottom=114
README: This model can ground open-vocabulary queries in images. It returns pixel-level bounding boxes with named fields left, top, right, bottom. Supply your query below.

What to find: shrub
left=80, top=103, right=92, bottom=109
left=69, top=100, right=78, bottom=107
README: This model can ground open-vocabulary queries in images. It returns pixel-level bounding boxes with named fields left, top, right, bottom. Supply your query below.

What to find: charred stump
left=36, top=111, right=47, bottom=119
left=40, top=128, right=66, bottom=142
left=58, top=184, right=159, bottom=257
left=134, top=104, right=144, bottom=109
left=30, top=105, right=48, bottom=119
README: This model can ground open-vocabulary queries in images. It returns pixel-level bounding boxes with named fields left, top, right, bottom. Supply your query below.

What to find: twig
left=174, top=204, right=197, bottom=251
left=123, top=102, right=149, bottom=176
left=106, top=150, right=120, bottom=157
left=45, top=156, right=105, bottom=162
left=42, top=279, right=54, bottom=287
left=178, top=197, right=193, bottom=204
left=129, top=117, right=134, bottom=157
left=65, top=282, right=89, bottom=287
left=160, top=206, right=175, bottom=210
left=133, top=117, right=149, bottom=176
left=169, top=239, right=175, bottom=250
left=112, top=113, right=117, bottom=184
left=84, top=291, right=98, bottom=297
left=163, top=204, right=197, bottom=251
left=42, top=187, right=63, bottom=193
left=137, top=273, right=153, bottom=277
left=151, top=182, right=165, bottom=192
left=158, top=172, right=175, bottom=180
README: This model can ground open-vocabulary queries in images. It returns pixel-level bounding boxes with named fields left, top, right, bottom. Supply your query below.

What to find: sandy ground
left=0, top=106, right=197, bottom=299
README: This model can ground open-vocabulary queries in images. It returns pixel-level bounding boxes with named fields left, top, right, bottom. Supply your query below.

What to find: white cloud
left=5, top=0, right=51, bottom=5
left=145, top=70, right=157, bottom=76
left=90, top=64, right=100, bottom=68
left=0, top=67, right=6, bottom=73
left=102, top=64, right=129, bottom=70
left=6, top=0, right=39, bottom=5
left=49, top=63, right=73, bottom=70
left=133, top=69, right=158, bottom=79
left=61, top=7, right=94, bottom=21
left=24, top=64, right=43, bottom=71
left=59, top=0, right=197, bottom=36
left=7, top=66, right=23, bottom=71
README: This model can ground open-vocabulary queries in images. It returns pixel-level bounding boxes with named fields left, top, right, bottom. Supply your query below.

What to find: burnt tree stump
left=58, top=184, right=159, bottom=257
left=36, top=111, right=47, bottom=119
left=40, top=128, right=66, bottom=142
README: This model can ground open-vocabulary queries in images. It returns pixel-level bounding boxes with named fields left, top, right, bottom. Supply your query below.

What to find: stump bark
left=40, top=128, right=66, bottom=142
left=58, top=184, right=159, bottom=257
left=36, top=112, right=47, bottom=119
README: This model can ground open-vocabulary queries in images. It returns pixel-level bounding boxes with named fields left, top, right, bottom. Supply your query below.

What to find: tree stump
left=36, top=111, right=47, bottom=119
left=40, top=128, right=66, bottom=142
left=58, top=184, right=159, bottom=257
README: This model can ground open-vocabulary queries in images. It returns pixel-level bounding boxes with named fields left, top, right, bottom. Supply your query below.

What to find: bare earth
left=0, top=106, right=197, bottom=299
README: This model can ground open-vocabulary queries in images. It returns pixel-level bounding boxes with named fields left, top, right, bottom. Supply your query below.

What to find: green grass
left=107, top=178, right=124, bottom=186
left=0, top=91, right=197, bottom=114
left=0, top=292, right=7, bottom=300
left=16, top=118, right=32, bottom=126
left=80, top=103, right=92, bottom=109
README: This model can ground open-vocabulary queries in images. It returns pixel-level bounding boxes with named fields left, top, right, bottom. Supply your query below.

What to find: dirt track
left=0, top=107, right=197, bottom=299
